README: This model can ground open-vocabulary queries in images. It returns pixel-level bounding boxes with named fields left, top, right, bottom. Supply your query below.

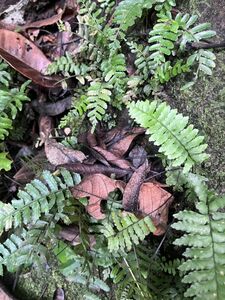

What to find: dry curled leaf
left=109, top=128, right=145, bottom=157
left=123, top=160, right=149, bottom=211
left=138, top=182, right=173, bottom=236
left=0, top=29, right=61, bottom=87
left=93, top=146, right=132, bottom=170
left=45, top=139, right=86, bottom=166
left=61, top=163, right=131, bottom=178
left=32, top=97, right=72, bottom=116
left=71, top=174, right=125, bottom=219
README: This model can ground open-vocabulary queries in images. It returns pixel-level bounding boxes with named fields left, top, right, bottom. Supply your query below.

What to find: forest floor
left=1, top=0, right=225, bottom=299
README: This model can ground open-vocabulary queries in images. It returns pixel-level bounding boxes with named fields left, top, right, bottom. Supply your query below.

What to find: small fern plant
left=172, top=173, right=225, bottom=299
left=0, top=60, right=30, bottom=171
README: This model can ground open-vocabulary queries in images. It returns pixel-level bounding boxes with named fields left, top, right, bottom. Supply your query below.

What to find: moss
left=165, top=0, right=225, bottom=193
left=10, top=267, right=85, bottom=300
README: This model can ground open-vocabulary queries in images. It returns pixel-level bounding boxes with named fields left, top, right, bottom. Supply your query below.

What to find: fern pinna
left=128, top=100, right=209, bottom=172
left=172, top=174, right=225, bottom=300
left=101, top=211, right=155, bottom=252
left=0, top=169, right=80, bottom=232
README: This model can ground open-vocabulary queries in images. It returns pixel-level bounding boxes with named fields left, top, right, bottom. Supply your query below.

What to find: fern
left=128, top=100, right=209, bottom=172
left=172, top=174, right=225, bottom=299
left=86, top=81, right=112, bottom=130
left=113, top=0, right=156, bottom=33
left=101, top=211, right=155, bottom=252
left=0, top=169, right=81, bottom=231
left=0, top=228, right=49, bottom=275
left=0, top=151, right=12, bottom=171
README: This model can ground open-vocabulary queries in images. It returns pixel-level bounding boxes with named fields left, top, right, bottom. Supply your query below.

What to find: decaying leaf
left=71, top=174, right=125, bottom=219
left=0, top=29, right=60, bottom=87
left=39, top=115, right=54, bottom=143
left=61, top=163, right=131, bottom=178
left=23, top=10, right=64, bottom=30
left=93, top=146, right=132, bottom=170
left=138, top=182, right=173, bottom=236
left=128, top=145, right=147, bottom=168
left=109, top=128, right=145, bottom=157
left=123, top=160, right=149, bottom=211
left=32, top=97, right=72, bottom=116
left=45, top=139, right=86, bottom=166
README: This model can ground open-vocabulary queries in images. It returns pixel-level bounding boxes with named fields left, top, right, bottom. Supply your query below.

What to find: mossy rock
left=166, top=0, right=225, bottom=193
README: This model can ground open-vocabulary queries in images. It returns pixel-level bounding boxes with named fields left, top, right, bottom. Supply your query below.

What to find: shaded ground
left=167, top=0, right=225, bottom=193
left=3, top=0, right=225, bottom=299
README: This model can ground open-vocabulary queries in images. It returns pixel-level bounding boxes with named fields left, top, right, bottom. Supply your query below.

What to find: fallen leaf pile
left=28, top=116, right=173, bottom=235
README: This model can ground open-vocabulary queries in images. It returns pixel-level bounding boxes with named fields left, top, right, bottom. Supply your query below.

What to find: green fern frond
left=101, top=211, right=155, bottom=253
left=101, top=53, right=127, bottom=87
left=172, top=175, right=225, bottom=299
left=113, top=0, right=155, bottom=32
left=148, top=17, right=180, bottom=66
left=0, top=228, right=48, bottom=275
left=178, top=13, right=216, bottom=50
left=0, top=80, right=30, bottom=140
left=47, top=53, right=89, bottom=77
left=154, top=60, right=191, bottom=83
left=128, top=100, right=209, bottom=172
left=187, top=49, right=216, bottom=76
left=0, top=169, right=81, bottom=231
left=86, top=81, right=112, bottom=130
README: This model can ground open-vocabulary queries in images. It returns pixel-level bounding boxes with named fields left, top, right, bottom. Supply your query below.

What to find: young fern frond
left=0, top=169, right=81, bottom=231
left=172, top=174, right=225, bottom=299
left=0, top=152, right=12, bottom=171
left=128, top=100, right=209, bottom=172
left=0, top=228, right=48, bottom=275
left=101, top=211, right=155, bottom=253
left=46, top=53, right=89, bottom=78
left=0, top=80, right=30, bottom=140
left=86, top=81, right=112, bottom=130
left=178, top=13, right=216, bottom=50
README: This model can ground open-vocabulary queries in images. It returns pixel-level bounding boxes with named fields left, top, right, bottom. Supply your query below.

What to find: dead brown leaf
left=128, top=145, right=147, bottom=168
left=138, top=182, right=173, bottom=236
left=71, top=174, right=125, bottom=219
left=93, top=146, right=132, bottom=170
left=39, top=115, right=54, bottom=143
left=0, top=29, right=61, bottom=87
left=22, top=11, right=64, bottom=30
left=123, top=160, right=149, bottom=211
left=32, top=97, right=72, bottom=116
left=45, top=139, right=86, bottom=166
left=109, top=128, right=145, bottom=157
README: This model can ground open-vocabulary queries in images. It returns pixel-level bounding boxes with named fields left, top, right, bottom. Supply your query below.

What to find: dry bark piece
left=138, top=182, right=173, bottom=236
left=45, top=139, right=86, bottom=166
left=0, top=29, right=61, bottom=87
left=123, top=160, right=149, bottom=211
left=71, top=174, right=125, bottom=219
left=93, top=146, right=132, bottom=170
left=61, top=163, right=131, bottom=178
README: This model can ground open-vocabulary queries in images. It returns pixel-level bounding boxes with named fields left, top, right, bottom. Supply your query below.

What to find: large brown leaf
left=71, top=174, right=125, bottom=219
left=0, top=29, right=60, bottom=87
left=138, top=182, right=173, bottom=236
left=45, top=139, right=86, bottom=166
